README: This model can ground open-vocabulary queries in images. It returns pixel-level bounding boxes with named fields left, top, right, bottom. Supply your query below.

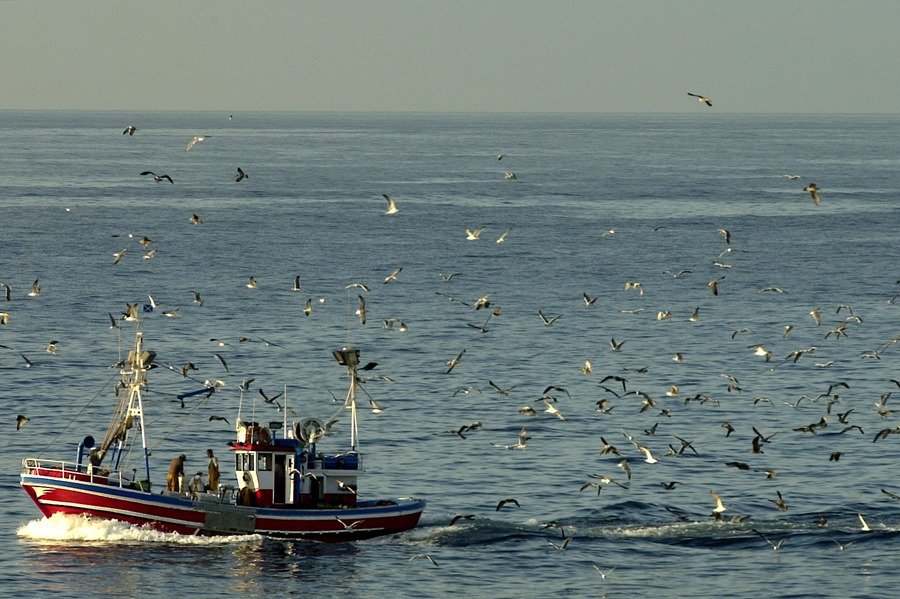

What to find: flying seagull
left=538, top=310, right=562, bottom=326
left=465, top=227, right=485, bottom=240
left=356, top=295, right=366, bottom=325
left=687, top=92, right=713, bottom=106
left=213, top=353, right=229, bottom=373
left=445, top=349, right=466, bottom=374
left=382, top=194, right=399, bottom=215
left=140, top=171, right=173, bottom=183
left=710, top=490, right=727, bottom=514
left=186, top=135, right=207, bottom=151
left=804, top=182, right=821, bottom=206
left=496, top=497, right=520, bottom=511
left=753, top=529, right=786, bottom=551
left=123, top=125, right=138, bottom=135
left=858, top=513, right=872, bottom=532
left=409, top=554, right=439, bottom=567
left=449, top=514, right=476, bottom=526
left=235, top=167, right=248, bottom=182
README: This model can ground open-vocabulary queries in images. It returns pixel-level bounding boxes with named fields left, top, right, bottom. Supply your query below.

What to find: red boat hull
left=21, top=469, right=424, bottom=541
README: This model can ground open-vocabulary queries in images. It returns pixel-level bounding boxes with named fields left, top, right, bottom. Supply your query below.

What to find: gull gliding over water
left=382, top=194, right=399, bottom=215
left=687, top=92, right=713, bottom=107
left=186, top=135, right=208, bottom=151
left=140, top=171, right=173, bottom=184
left=465, top=227, right=485, bottom=240
left=538, top=310, right=562, bottom=326
left=445, top=349, right=466, bottom=374
left=804, top=182, right=821, bottom=206
left=710, top=490, right=727, bottom=514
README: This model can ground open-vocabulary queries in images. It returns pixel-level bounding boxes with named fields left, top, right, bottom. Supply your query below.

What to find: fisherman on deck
left=167, top=454, right=186, bottom=492
left=207, top=448, right=220, bottom=492
left=238, top=471, right=256, bottom=506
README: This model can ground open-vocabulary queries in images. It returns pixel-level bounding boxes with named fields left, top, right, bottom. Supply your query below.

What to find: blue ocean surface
left=0, top=111, right=897, bottom=598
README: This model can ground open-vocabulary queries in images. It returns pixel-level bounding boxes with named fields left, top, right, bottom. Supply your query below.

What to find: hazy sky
left=2, top=1, right=898, bottom=113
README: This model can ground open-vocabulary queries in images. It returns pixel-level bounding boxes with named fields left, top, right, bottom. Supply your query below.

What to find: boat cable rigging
left=36, top=369, right=121, bottom=459
left=145, top=384, right=217, bottom=456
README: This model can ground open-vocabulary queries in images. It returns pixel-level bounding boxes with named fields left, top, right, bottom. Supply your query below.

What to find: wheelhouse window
left=236, top=453, right=255, bottom=472
left=259, top=453, right=272, bottom=471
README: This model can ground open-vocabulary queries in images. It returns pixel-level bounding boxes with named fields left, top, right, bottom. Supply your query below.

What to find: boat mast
left=98, top=328, right=152, bottom=481
left=332, top=348, right=360, bottom=452
left=121, top=330, right=152, bottom=482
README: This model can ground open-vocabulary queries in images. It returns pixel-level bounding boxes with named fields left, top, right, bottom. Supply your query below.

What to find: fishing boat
left=20, top=329, right=425, bottom=541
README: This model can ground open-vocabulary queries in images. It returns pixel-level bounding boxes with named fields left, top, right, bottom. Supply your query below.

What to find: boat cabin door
left=274, top=454, right=287, bottom=504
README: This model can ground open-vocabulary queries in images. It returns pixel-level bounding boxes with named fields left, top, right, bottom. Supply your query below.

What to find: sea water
left=0, top=111, right=898, bottom=598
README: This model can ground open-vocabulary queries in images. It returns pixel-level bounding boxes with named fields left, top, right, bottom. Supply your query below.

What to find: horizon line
left=1, top=108, right=898, bottom=117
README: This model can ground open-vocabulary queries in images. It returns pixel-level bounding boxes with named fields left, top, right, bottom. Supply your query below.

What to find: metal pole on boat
left=133, top=332, right=152, bottom=484
left=350, top=369, right=359, bottom=452
left=332, top=348, right=360, bottom=452
left=283, top=385, right=288, bottom=434
left=137, top=389, right=151, bottom=484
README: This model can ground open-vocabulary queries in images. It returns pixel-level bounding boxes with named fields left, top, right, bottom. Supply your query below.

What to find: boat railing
left=22, top=457, right=149, bottom=491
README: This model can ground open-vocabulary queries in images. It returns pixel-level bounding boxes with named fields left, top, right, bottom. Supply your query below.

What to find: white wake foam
left=17, top=513, right=261, bottom=545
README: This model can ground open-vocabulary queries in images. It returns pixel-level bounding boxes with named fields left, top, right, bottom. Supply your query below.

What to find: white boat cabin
left=231, top=419, right=359, bottom=508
